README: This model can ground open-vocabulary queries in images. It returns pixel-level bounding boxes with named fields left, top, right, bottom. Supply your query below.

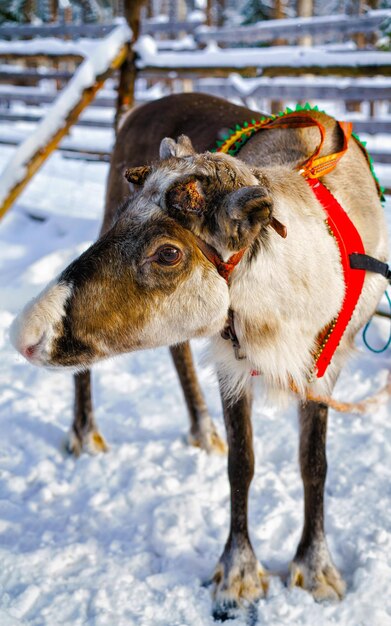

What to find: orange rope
left=290, top=374, right=391, bottom=414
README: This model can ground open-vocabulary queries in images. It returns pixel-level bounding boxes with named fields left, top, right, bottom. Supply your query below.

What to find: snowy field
left=0, top=136, right=391, bottom=626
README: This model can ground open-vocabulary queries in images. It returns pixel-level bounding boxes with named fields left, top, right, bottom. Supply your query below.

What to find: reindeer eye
left=156, top=246, right=182, bottom=266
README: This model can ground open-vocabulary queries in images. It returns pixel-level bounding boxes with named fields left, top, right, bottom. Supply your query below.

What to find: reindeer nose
left=11, top=312, right=49, bottom=365
left=11, top=281, right=72, bottom=366
left=23, top=336, right=45, bottom=360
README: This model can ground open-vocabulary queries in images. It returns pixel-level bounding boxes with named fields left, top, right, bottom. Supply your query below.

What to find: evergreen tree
left=0, top=0, right=30, bottom=23
left=71, top=0, right=101, bottom=22
left=241, top=0, right=273, bottom=24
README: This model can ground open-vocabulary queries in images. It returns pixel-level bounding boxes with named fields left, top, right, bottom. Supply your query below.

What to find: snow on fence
left=195, top=9, right=391, bottom=45
left=0, top=23, right=131, bottom=220
left=1, top=10, right=386, bottom=46
left=135, top=38, right=391, bottom=77
left=0, top=17, right=204, bottom=42
left=2, top=76, right=391, bottom=109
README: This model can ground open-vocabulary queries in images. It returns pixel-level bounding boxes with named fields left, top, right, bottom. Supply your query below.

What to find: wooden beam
left=189, top=78, right=391, bottom=101
left=0, top=23, right=116, bottom=39
left=0, top=136, right=111, bottom=160
left=0, top=111, right=114, bottom=128
left=0, top=43, right=128, bottom=220
left=0, top=53, right=84, bottom=63
left=0, top=68, right=74, bottom=84
left=2, top=107, right=390, bottom=136
left=0, top=17, right=204, bottom=39
left=195, top=10, right=390, bottom=44
left=0, top=89, right=117, bottom=107
left=139, top=63, right=391, bottom=78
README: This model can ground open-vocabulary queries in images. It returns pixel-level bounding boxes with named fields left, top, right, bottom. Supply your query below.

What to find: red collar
left=193, top=215, right=287, bottom=283
left=193, top=235, right=246, bottom=282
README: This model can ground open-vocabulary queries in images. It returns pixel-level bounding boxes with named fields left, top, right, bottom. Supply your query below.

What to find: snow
left=0, top=134, right=391, bottom=625
left=135, top=37, right=391, bottom=69
left=0, top=23, right=131, bottom=210
left=0, top=37, right=99, bottom=58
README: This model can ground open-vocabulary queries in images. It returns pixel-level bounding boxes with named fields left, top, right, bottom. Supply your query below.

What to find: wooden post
left=206, top=0, right=213, bottom=26
left=275, top=0, right=284, bottom=20
left=216, top=0, right=226, bottom=27
left=115, top=0, right=147, bottom=132
left=346, top=0, right=365, bottom=113
left=271, top=0, right=286, bottom=115
left=23, top=0, right=35, bottom=21
left=297, top=0, right=313, bottom=46
left=49, top=0, right=59, bottom=22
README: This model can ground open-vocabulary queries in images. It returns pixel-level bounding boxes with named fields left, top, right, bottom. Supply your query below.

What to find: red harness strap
left=307, top=179, right=366, bottom=378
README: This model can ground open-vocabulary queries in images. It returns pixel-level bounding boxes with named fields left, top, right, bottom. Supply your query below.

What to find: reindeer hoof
left=290, top=557, right=346, bottom=601
left=188, top=420, right=227, bottom=454
left=212, top=555, right=268, bottom=622
left=212, top=599, right=259, bottom=624
left=67, top=429, right=109, bottom=457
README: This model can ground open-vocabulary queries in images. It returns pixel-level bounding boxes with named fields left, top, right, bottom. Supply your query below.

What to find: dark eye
left=156, top=246, right=182, bottom=266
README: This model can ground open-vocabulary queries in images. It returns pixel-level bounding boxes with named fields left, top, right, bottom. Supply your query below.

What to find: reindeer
left=11, top=93, right=388, bottom=620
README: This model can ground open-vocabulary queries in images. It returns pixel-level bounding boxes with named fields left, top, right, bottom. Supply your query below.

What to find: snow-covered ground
left=0, top=139, right=391, bottom=626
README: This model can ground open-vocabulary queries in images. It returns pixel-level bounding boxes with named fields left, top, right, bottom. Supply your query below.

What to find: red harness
left=197, top=111, right=384, bottom=379
left=307, top=179, right=365, bottom=377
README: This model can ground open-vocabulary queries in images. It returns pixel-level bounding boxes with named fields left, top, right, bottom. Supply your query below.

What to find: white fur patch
left=210, top=184, right=357, bottom=400
left=140, top=264, right=230, bottom=349
left=11, top=281, right=72, bottom=366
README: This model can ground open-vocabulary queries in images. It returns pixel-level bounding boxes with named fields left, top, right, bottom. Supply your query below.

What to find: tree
left=241, top=0, right=273, bottom=24
left=0, top=0, right=32, bottom=23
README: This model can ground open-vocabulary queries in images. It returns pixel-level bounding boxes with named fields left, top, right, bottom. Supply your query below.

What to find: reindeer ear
left=221, top=186, right=275, bottom=249
left=124, top=165, right=151, bottom=185
left=166, top=178, right=206, bottom=215
left=225, top=186, right=272, bottom=222
left=160, top=135, right=196, bottom=159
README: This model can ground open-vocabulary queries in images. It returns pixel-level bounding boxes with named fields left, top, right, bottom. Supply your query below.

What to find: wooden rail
left=0, top=18, right=204, bottom=41
left=140, top=62, right=391, bottom=78
left=195, top=9, right=391, bottom=45
left=0, top=23, right=116, bottom=39
left=0, top=68, right=74, bottom=83
left=192, top=78, right=391, bottom=102
left=1, top=111, right=390, bottom=136
left=0, top=11, right=385, bottom=45
left=2, top=77, right=391, bottom=109
left=0, top=111, right=114, bottom=128
left=0, top=53, right=84, bottom=63
left=2, top=132, right=389, bottom=166
left=0, top=136, right=111, bottom=161
left=0, top=88, right=116, bottom=108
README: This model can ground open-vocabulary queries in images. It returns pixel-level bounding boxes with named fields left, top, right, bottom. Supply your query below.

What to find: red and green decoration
left=213, top=103, right=385, bottom=204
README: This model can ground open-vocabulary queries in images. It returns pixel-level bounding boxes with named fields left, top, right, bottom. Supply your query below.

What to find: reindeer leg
left=170, top=342, right=226, bottom=454
left=290, top=400, right=346, bottom=601
left=67, top=371, right=108, bottom=456
left=212, top=383, right=267, bottom=621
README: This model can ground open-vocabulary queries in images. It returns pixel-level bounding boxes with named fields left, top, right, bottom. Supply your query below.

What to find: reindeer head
left=12, top=136, right=280, bottom=369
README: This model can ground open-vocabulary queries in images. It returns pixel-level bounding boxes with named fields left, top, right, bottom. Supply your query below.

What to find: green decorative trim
left=213, top=104, right=385, bottom=204
left=352, top=131, right=386, bottom=204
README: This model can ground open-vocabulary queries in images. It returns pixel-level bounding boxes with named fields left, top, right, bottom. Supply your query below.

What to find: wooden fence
left=0, top=7, right=390, bottom=214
